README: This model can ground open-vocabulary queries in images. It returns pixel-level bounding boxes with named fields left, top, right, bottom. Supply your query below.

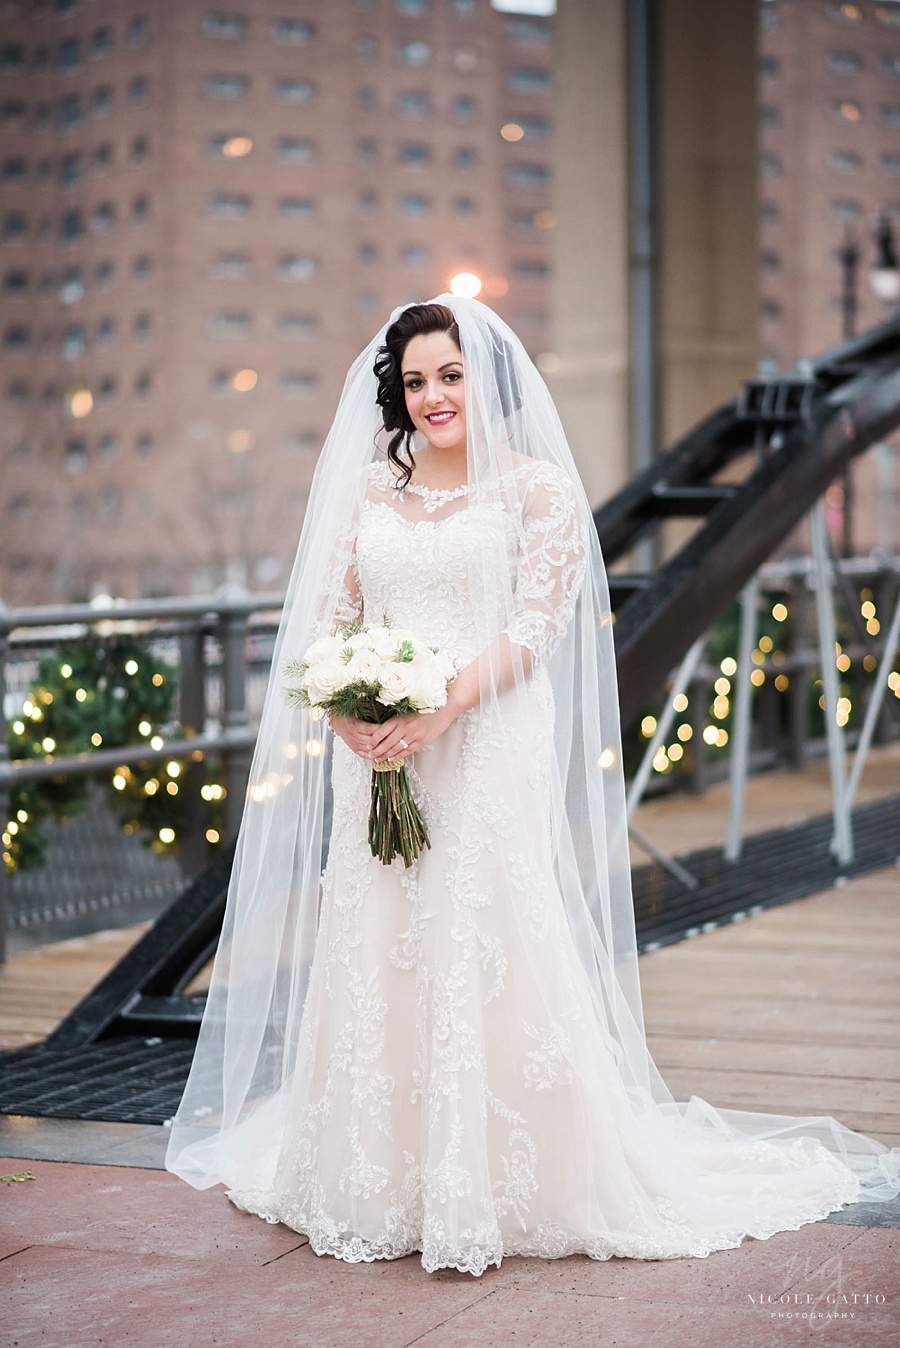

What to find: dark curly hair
left=373, top=303, right=460, bottom=489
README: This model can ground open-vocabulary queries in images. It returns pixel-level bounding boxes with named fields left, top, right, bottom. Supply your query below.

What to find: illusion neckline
left=371, top=459, right=536, bottom=502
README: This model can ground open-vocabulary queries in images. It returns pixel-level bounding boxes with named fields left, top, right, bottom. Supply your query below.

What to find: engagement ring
left=399, top=738, right=409, bottom=750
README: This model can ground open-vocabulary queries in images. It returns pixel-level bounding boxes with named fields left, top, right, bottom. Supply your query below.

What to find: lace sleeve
left=504, top=463, right=589, bottom=665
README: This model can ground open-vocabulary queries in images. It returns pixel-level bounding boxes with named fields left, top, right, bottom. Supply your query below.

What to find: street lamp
left=870, top=213, right=900, bottom=305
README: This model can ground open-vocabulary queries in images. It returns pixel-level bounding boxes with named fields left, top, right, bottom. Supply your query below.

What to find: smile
left=425, top=411, right=457, bottom=425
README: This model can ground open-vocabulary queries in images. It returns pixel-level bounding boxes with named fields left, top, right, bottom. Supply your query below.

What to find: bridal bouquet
left=285, top=622, right=457, bottom=868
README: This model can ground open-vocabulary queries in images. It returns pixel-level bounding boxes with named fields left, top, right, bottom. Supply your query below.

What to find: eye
left=404, top=378, right=423, bottom=390
left=443, top=371, right=461, bottom=383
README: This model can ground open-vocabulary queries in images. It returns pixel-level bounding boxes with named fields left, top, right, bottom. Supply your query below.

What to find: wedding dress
left=166, top=296, right=899, bottom=1276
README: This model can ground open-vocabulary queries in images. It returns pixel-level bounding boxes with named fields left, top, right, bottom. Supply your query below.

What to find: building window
left=398, top=40, right=431, bottom=64
left=513, top=259, right=550, bottom=280
left=880, top=104, right=900, bottom=125
left=828, top=148, right=863, bottom=171
left=1, top=44, right=25, bottom=70
left=831, top=198, right=862, bottom=218
left=271, top=19, right=315, bottom=43
left=2, top=157, right=27, bottom=184
left=202, top=14, right=248, bottom=39
left=760, top=104, right=780, bottom=128
left=760, top=299, right=782, bottom=320
left=358, top=190, right=378, bottom=213
left=92, top=201, right=116, bottom=232
left=511, top=115, right=550, bottom=140
left=62, top=326, right=86, bottom=358
left=93, top=144, right=113, bottom=173
left=208, top=192, right=251, bottom=217
left=760, top=201, right=781, bottom=223
left=359, top=243, right=378, bottom=265
left=399, top=142, right=431, bottom=164
left=129, top=77, right=150, bottom=105
left=136, top=431, right=154, bottom=455
left=100, top=488, right=121, bottom=520
left=400, top=243, right=429, bottom=266
left=508, top=17, right=550, bottom=43
left=37, top=158, right=52, bottom=181
left=453, top=95, right=477, bottom=119
left=397, top=0, right=429, bottom=12
left=35, top=102, right=51, bottom=128
left=58, top=38, right=81, bottom=73
left=453, top=46, right=478, bottom=72
left=7, top=381, right=31, bottom=406
left=58, top=265, right=83, bottom=303
left=400, top=194, right=431, bottom=215
left=508, top=163, right=550, bottom=188
left=212, top=253, right=250, bottom=278
left=97, top=317, right=116, bottom=344
left=397, top=90, right=430, bottom=115
left=834, top=99, right=863, bottom=121
left=454, top=146, right=478, bottom=167
left=507, top=67, right=551, bottom=93
left=452, top=0, right=476, bottom=13
left=33, top=45, right=49, bottom=70
left=358, top=139, right=378, bottom=164
left=828, top=51, right=862, bottom=73
left=130, top=135, right=150, bottom=164
left=91, top=28, right=112, bottom=58
left=60, top=208, right=84, bottom=241
left=356, top=36, right=376, bottom=61
left=281, top=373, right=318, bottom=396
left=9, top=494, right=31, bottom=518
left=275, top=138, right=315, bottom=163
left=760, top=152, right=782, bottom=178
left=92, top=86, right=112, bottom=116
left=760, top=56, right=780, bottom=78
left=3, top=326, right=29, bottom=352
left=132, top=255, right=153, bottom=282
left=760, top=250, right=782, bottom=272
left=208, top=133, right=254, bottom=156
left=358, top=86, right=377, bottom=112
left=134, top=313, right=151, bottom=341
left=277, top=197, right=316, bottom=220
left=881, top=153, right=900, bottom=175
left=453, top=196, right=477, bottom=215
left=132, top=194, right=150, bottom=223
left=60, top=94, right=82, bottom=128
left=3, top=270, right=28, bottom=295
left=828, top=2, right=862, bottom=20
left=279, top=314, right=318, bottom=338
left=96, top=259, right=115, bottom=286
left=275, top=78, right=312, bottom=102
left=135, top=370, right=153, bottom=398
left=65, top=439, right=88, bottom=474
left=208, top=311, right=252, bottom=336
left=127, top=17, right=148, bottom=48
left=1, top=100, right=27, bottom=126
left=278, top=255, right=317, bottom=280
left=206, top=73, right=249, bottom=98
left=875, top=4, right=900, bottom=25
left=60, top=152, right=83, bottom=184
left=882, top=56, right=900, bottom=76
left=99, top=433, right=118, bottom=459
left=97, top=375, right=118, bottom=401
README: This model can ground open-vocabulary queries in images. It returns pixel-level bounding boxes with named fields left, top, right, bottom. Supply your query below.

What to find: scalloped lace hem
left=225, top=1175, right=861, bottom=1277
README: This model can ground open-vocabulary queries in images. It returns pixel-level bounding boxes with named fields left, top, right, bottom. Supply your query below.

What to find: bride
left=166, top=295, right=899, bottom=1276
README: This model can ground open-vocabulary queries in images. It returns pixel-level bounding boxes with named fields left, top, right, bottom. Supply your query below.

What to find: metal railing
left=0, top=588, right=284, bottom=963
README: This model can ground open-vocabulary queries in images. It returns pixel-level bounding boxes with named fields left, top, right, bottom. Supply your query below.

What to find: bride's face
left=401, top=331, right=467, bottom=454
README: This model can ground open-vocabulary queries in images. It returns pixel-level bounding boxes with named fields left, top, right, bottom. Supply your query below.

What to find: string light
left=640, top=715, right=657, bottom=738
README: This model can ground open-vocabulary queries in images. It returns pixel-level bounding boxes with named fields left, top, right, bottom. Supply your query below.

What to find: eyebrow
left=401, top=361, right=463, bottom=376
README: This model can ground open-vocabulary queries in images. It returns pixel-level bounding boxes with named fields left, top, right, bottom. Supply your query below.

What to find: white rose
left=376, top=662, right=417, bottom=705
left=308, top=657, right=349, bottom=702
left=370, top=629, right=401, bottom=661
left=345, top=649, right=381, bottom=684
left=410, top=669, right=448, bottom=712
left=345, top=631, right=375, bottom=653
left=304, top=634, right=343, bottom=664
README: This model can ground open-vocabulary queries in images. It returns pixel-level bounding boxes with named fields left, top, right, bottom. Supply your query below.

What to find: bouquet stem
left=368, top=760, right=431, bottom=867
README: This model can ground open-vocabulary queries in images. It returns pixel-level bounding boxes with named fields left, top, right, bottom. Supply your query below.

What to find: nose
left=423, top=380, right=447, bottom=406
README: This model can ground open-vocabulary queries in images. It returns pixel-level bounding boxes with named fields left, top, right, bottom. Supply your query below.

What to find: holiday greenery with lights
left=2, top=636, right=225, bottom=873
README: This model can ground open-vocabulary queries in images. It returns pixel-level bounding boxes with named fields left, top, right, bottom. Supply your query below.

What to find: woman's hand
left=367, top=703, right=459, bottom=763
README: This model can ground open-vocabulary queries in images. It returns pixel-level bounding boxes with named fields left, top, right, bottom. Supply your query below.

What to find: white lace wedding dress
left=225, top=459, right=878, bottom=1275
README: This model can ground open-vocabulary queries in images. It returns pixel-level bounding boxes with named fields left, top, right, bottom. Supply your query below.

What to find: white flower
left=345, top=649, right=381, bottom=684
left=307, top=657, right=349, bottom=702
left=305, top=634, right=344, bottom=664
left=377, top=663, right=417, bottom=705
left=369, top=628, right=402, bottom=661
left=345, top=630, right=375, bottom=653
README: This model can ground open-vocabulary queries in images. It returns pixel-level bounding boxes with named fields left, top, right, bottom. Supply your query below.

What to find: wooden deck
left=1, top=872, right=897, bottom=1148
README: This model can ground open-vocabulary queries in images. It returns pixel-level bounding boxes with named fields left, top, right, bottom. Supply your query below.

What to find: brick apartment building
left=0, top=0, right=553, bottom=604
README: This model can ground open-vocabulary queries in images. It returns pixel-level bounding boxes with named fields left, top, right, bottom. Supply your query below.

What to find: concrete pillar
left=549, top=0, right=758, bottom=512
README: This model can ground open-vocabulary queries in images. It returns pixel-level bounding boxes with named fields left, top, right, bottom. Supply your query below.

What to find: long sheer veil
left=166, top=295, right=899, bottom=1207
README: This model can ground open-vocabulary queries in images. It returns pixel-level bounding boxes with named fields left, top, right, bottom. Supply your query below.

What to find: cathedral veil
left=166, top=295, right=899, bottom=1221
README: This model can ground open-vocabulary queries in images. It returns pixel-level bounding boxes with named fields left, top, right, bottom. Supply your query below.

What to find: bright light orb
left=449, top=272, right=482, bottom=299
